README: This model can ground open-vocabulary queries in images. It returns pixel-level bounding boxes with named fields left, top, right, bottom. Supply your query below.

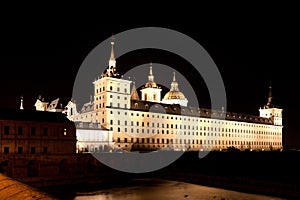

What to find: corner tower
left=259, top=84, right=283, bottom=126
left=93, top=38, right=131, bottom=128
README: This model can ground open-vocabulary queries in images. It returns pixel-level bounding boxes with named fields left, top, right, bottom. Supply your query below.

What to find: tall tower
left=93, top=38, right=131, bottom=128
left=259, top=84, right=283, bottom=126
left=140, top=63, right=162, bottom=102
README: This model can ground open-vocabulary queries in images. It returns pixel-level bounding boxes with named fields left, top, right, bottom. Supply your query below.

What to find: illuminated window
left=63, top=128, right=67, bottom=136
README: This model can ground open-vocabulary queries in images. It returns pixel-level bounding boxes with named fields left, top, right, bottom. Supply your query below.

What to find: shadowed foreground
left=0, top=173, right=55, bottom=200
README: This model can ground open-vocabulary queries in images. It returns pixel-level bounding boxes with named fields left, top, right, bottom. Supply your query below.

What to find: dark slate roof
left=0, top=108, right=72, bottom=123
left=130, top=100, right=273, bottom=125
left=80, top=101, right=94, bottom=113
left=74, top=122, right=108, bottom=130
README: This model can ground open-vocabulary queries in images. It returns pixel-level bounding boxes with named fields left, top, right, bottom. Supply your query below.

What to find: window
left=18, top=147, right=23, bottom=154
left=4, top=147, right=9, bottom=154
left=18, top=126, right=23, bottom=135
left=31, top=147, right=35, bottom=154
left=43, top=128, right=48, bottom=136
left=43, top=147, right=48, bottom=154
left=110, top=86, right=113, bottom=91
left=31, top=127, right=36, bottom=136
left=63, top=128, right=67, bottom=136
left=4, top=126, right=9, bottom=135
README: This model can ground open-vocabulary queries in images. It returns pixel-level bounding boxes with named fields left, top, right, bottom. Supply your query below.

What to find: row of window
left=1, top=126, right=67, bottom=136
left=2, top=146, right=48, bottom=154
left=96, top=102, right=128, bottom=109
left=109, top=110, right=281, bottom=130
left=115, top=137, right=282, bottom=146
left=111, top=121, right=281, bottom=136
left=114, top=128, right=281, bottom=140
left=95, top=86, right=127, bottom=93
left=95, top=95, right=128, bottom=101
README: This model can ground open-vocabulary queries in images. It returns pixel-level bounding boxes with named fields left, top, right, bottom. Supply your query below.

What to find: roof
left=163, top=91, right=186, bottom=100
left=47, top=98, right=66, bottom=111
left=74, top=122, right=108, bottom=130
left=130, top=100, right=274, bottom=125
left=80, top=101, right=94, bottom=113
left=0, top=108, right=72, bottom=123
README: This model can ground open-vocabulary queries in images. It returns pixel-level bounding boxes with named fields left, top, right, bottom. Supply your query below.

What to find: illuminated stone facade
left=69, top=41, right=283, bottom=152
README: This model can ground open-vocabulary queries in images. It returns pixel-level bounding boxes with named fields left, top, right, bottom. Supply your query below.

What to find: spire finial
left=170, top=72, right=179, bottom=92
left=265, top=82, right=273, bottom=108
left=269, top=82, right=272, bottom=98
left=110, top=34, right=115, bottom=60
left=173, top=71, right=176, bottom=81
left=20, top=96, right=24, bottom=110
left=149, top=62, right=153, bottom=75
left=105, top=34, right=117, bottom=77
left=148, top=63, right=154, bottom=82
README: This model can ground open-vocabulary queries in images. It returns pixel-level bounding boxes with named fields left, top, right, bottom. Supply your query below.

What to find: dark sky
left=0, top=5, right=299, bottom=148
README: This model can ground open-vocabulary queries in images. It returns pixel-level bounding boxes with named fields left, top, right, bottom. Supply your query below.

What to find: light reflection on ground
left=73, top=178, right=286, bottom=200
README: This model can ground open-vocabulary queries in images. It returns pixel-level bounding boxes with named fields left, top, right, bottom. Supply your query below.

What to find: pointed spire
left=110, top=34, right=115, bottom=60
left=264, top=83, right=273, bottom=108
left=148, top=63, right=154, bottom=82
left=20, top=96, right=24, bottom=110
left=131, top=82, right=140, bottom=100
left=173, top=71, right=176, bottom=82
left=170, top=71, right=179, bottom=91
left=108, top=34, right=116, bottom=72
left=266, top=83, right=273, bottom=107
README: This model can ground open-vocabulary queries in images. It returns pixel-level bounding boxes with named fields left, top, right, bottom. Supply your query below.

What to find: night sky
left=0, top=6, right=299, bottom=148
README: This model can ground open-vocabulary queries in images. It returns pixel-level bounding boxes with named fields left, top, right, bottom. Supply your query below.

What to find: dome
left=145, top=81, right=157, bottom=88
left=163, top=91, right=186, bottom=100
left=163, top=72, right=187, bottom=100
